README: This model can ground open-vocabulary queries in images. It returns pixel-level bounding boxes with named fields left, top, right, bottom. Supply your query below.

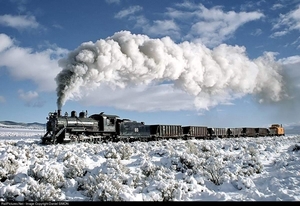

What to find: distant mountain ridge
left=285, top=125, right=300, bottom=135
left=0, top=121, right=45, bottom=129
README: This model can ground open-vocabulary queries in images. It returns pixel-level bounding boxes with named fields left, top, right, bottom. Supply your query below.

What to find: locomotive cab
left=89, top=113, right=119, bottom=133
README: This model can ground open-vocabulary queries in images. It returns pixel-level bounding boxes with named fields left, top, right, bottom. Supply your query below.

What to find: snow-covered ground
left=0, top=127, right=299, bottom=202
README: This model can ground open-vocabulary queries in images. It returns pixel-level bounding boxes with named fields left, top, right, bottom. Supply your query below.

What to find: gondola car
left=149, top=124, right=183, bottom=141
left=227, top=128, right=243, bottom=138
left=255, top=128, right=270, bottom=137
left=182, top=126, right=208, bottom=140
left=241, top=127, right=257, bottom=137
left=207, top=127, right=227, bottom=139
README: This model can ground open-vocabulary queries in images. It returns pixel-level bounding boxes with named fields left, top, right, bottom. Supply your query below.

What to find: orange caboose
left=269, top=124, right=285, bottom=136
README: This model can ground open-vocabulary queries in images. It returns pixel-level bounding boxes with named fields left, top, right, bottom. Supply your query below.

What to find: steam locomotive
left=41, top=109, right=285, bottom=144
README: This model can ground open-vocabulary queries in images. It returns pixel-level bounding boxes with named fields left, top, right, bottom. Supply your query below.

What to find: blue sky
left=0, top=0, right=300, bottom=128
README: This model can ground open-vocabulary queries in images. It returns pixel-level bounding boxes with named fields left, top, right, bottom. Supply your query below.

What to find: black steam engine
left=41, top=109, right=152, bottom=144
left=41, top=109, right=285, bottom=144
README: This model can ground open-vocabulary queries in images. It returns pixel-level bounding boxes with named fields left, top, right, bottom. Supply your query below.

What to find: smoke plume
left=56, top=30, right=286, bottom=111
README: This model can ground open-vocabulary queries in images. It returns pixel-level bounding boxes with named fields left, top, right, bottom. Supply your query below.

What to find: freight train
left=40, top=109, right=285, bottom=144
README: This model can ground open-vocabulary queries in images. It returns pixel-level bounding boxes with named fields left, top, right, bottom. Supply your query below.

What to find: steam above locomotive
left=54, top=31, right=286, bottom=114
left=41, top=109, right=285, bottom=144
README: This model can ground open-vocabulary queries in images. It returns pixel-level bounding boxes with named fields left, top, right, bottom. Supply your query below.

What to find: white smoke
left=56, top=30, right=286, bottom=111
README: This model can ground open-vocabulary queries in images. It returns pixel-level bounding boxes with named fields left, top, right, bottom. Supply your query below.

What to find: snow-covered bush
left=142, top=170, right=198, bottom=201
left=78, top=172, right=123, bottom=201
left=0, top=177, right=64, bottom=201
left=115, top=143, right=133, bottom=160
left=27, top=162, right=65, bottom=188
left=91, top=177, right=123, bottom=201
left=239, top=151, right=263, bottom=176
left=202, top=156, right=225, bottom=185
left=0, top=183, right=25, bottom=201
left=170, top=154, right=197, bottom=173
left=185, top=141, right=199, bottom=155
left=247, top=146, right=258, bottom=157
left=232, top=176, right=255, bottom=190
left=24, top=181, right=64, bottom=201
left=104, top=147, right=119, bottom=159
left=157, top=181, right=178, bottom=201
left=0, top=155, right=19, bottom=182
left=200, top=143, right=211, bottom=152
left=150, top=148, right=170, bottom=157
left=77, top=159, right=131, bottom=201
left=63, top=154, right=87, bottom=178
left=292, top=144, right=300, bottom=151
left=141, top=161, right=159, bottom=178
left=30, top=144, right=46, bottom=158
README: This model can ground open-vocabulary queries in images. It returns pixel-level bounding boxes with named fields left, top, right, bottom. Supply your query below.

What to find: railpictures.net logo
left=0, top=203, right=69, bottom=206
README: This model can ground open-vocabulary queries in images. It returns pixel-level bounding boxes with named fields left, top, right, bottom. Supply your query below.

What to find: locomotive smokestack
left=58, top=109, right=61, bottom=117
